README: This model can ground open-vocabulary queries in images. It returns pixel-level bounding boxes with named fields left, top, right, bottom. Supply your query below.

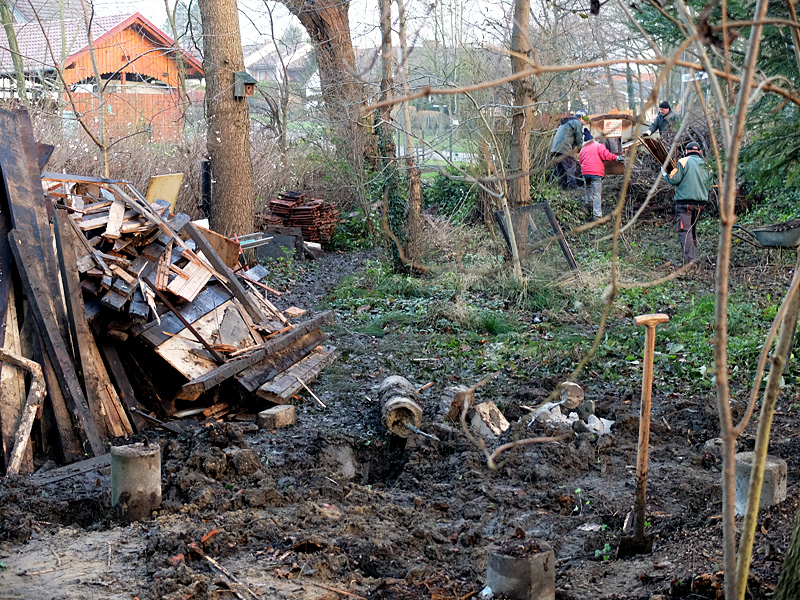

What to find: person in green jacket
left=549, top=110, right=585, bottom=189
left=662, top=141, right=713, bottom=264
left=643, top=101, right=680, bottom=138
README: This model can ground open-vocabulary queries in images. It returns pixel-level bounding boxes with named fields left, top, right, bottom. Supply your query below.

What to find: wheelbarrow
left=733, top=220, right=800, bottom=249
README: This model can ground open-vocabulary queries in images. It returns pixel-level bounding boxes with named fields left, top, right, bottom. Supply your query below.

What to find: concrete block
left=734, top=451, right=787, bottom=516
left=470, top=402, right=510, bottom=437
left=487, top=544, right=555, bottom=600
left=258, top=405, right=296, bottom=429
left=560, top=382, right=584, bottom=410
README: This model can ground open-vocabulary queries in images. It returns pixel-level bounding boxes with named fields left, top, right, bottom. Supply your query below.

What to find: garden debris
left=0, top=108, right=337, bottom=475
left=560, top=381, right=584, bottom=410
left=469, top=401, right=510, bottom=437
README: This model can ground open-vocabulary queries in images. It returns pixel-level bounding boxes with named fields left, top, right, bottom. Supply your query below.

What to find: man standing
left=550, top=110, right=585, bottom=189
left=644, top=101, right=680, bottom=138
left=663, top=141, right=713, bottom=264
left=579, top=131, right=623, bottom=220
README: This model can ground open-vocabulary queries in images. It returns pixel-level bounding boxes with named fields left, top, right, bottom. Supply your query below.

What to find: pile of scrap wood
left=0, top=108, right=337, bottom=476
left=265, top=192, right=340, bottom=244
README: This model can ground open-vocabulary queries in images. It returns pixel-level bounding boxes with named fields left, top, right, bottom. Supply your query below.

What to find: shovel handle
left=632, top=313, right=669, bottom=537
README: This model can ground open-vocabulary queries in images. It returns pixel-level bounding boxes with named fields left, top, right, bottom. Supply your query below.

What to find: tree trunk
left=0, top=0, right=28, bottom=106
left=198, top=0, right=255, bottom=237
left=776, top=502, right=800, bottom=599
left=396, top=0, right=421, bottom=261
left=280, top=0, right=363, bottom=136
left=508, top=0, right=535, bottom=207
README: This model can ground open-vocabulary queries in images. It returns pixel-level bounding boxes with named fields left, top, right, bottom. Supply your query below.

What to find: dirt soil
left=1, top=248, right=798, bottom=600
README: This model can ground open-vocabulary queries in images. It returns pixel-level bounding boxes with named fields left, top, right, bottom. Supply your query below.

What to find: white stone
left=470, top=402, right=510, bottom=437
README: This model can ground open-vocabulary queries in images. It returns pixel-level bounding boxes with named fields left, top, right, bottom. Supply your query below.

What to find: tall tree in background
left=0, top=0, right=28, bottom=106
left=279, top=0, right=364, bottom=147
left=507, top=0, right=535, bottom=207
left=197, top=0, right=255, bottom=236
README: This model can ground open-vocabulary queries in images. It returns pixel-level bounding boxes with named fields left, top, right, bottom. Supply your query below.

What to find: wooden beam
left=257, top=345, right=339, bottom=403
left=175, top=311, right=334, bottom=401
left=182, top=222, right=269, bottom=324
left=6, top=374, right=46, bottom=477
left=8, top=231, right=105, bottom=456
left=236, top=329, right=328, bottom=393
left=54, top=212, right=133, bottom=438
left=95, top=338, right=145, bottom=432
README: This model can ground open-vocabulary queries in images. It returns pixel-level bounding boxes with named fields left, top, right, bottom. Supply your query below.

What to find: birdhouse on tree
left=233, top=71, right=257, bottom=99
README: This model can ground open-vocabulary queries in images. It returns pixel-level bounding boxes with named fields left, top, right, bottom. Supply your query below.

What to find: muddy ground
left=1, top=245, right=798, bottom=600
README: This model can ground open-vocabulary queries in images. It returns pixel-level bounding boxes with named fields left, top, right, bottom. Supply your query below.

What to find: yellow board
left=145, top=173, right=184, bottom=215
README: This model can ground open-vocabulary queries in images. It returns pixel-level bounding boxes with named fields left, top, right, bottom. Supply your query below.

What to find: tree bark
left=198, top=0, right=255, bottom=236
left=0, top=0, right=28, bottom=106
left=508, top=0, right=535, bottom=207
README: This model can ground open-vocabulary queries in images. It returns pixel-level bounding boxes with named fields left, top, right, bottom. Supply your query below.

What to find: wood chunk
left=112, top=265, right=138, bottom=286
left=218, top=306, right=251, bottom=347
left=154, top=240, right=173, bottom=291
left=0, top=291, right=32, bottom=474
left=76, top=254, right=96, bottom=274
left=141, top=241, right=168, bottom=262
left=101, top=290, right=129, bottom=312
left=6, top=373, right=46, bottom=476
left=283, top=306, right=307, bottom=319
left=159, top=213, right=191, bottom=245
left=104, top=197, right=126, bottom=239
left=129, top=300, right=150, bottom=322
left=256, top=345, right=339, bottom=403
left=258, top=405, right=296, bottom=429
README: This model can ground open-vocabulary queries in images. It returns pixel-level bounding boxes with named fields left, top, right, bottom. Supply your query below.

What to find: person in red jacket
left=579, top=130, right=623, bottom=220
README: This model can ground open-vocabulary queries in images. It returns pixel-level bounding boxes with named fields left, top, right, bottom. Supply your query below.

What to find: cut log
left=256, top=345, right=339, bottom=403
left=175, top=311, right=334, bottom=401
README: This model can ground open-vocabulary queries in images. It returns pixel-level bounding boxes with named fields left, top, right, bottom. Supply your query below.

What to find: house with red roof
left=0, top=10, right=203, bottom=142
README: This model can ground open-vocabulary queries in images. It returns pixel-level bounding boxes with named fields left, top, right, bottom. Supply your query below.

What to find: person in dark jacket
left=643, top=101, right=680, bottom=138
left=550, top=111, right=585, bottom=189
left=663, top=141, right=713, bottom=264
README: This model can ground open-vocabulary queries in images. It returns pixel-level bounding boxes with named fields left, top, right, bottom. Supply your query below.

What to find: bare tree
left=0, top=0, right=28, bottom=106
left=197, top=0, right=255, bottom=236
left=507, top=0, right=535, bottom=207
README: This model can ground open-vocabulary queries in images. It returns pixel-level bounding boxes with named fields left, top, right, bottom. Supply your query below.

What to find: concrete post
left=111, top=442, right=161, bottom=521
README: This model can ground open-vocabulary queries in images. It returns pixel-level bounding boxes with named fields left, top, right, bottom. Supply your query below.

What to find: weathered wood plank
left=6, top=374, right=46, bottom=477
left=175, top=311, right=334, bottom=401
left=95, top=337, right=144, bottom=432
left=29, top=454, right=111, bottom=487
left=55, top=212, right=132, bottom=438
left=236, top=329, right=328, bottom=393
left=0, top=296, right=31, bottom=473
left=257, top=345, right=339, bottom=403
left=8, top=231, right=105, bottom=456
left=103, top=197, right=126, bottom=239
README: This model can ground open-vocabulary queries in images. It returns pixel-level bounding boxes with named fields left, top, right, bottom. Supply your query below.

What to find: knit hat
left=575, top=110, right=586, bottom=119
left=659, top=101, right=671, bottom=110
left=686, top=141, right=702, bottom=154
left=583, top=128, right=593, bottom=141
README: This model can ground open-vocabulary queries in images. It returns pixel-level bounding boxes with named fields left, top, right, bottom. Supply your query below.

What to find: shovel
left=617, top=313, right=669, bottom=558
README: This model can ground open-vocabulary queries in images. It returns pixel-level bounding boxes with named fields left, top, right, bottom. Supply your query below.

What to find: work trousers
left=552, top=153, right=579, bottom=189
left=583, top=175, right=603, bottom=219
left=676, top=203, right=703, bottom=263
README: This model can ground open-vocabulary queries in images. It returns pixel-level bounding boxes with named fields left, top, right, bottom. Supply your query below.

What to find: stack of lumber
left=267, top=192, right=340, bottom=244
left=0, top=108, right=337, bottom=475
left=639, top=136, right=676, bottom=172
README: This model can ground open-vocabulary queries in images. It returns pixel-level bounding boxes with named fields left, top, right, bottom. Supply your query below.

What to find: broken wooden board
left=196, top=225, right=240, bottom=270
left=218, top=306, right=252, bottom=348
left=103, top=197, right=126, bottom=239
left=0, top=293, right=32, bottom=474
left=166, top=257, right=213, bottom=302
left=236, top=329, right=328, bottom=393
left=175, top=310, right=335, bottom=401
left=137, top=284, right=233, bottom=347
left=155, top=299, right=258, bottom=381
left=256, top=344, right=339, bottom=403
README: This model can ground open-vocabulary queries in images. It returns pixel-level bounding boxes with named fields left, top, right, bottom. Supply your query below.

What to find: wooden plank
left=196, top=225, right=240, bottom=270
left=101, top=290, right=129, bottom=312
left=159, top=213, right=190, bottom=245
left=8, top=231, right=105, bottom=456
left=236, top=329, right=329, bottom=393
left=154, top=299, right=244, bottom=380
left=79, top=208, right=137, bottom=231
left=218, top=306, right=252, bottom=347
left=256, top=345, right=339, bottom=403
left=29, top=454, right=111, bottom=487
left=41, top=172, right=129, bottom=185
left=55, top=212, right=132, bottom=439
left=182, top=222, right=268, bottom=324
left=145, top=173, right=184, bottom=214
left=112, top=265, right=138, bottom=286
left=103, top=197, right=126, bottom=239
left=167, top=259, right=212, bottom=302
left=175, top=311, right=335, bottom=401
left=137, top=284, right=232, bottom=347
left=154, top=240, right=172, bottom=290
left=0, top=296, right=31, bottom=473
left=6, top=374, right=46, bottom=476
left=95, top=338, right=144, bottom=432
